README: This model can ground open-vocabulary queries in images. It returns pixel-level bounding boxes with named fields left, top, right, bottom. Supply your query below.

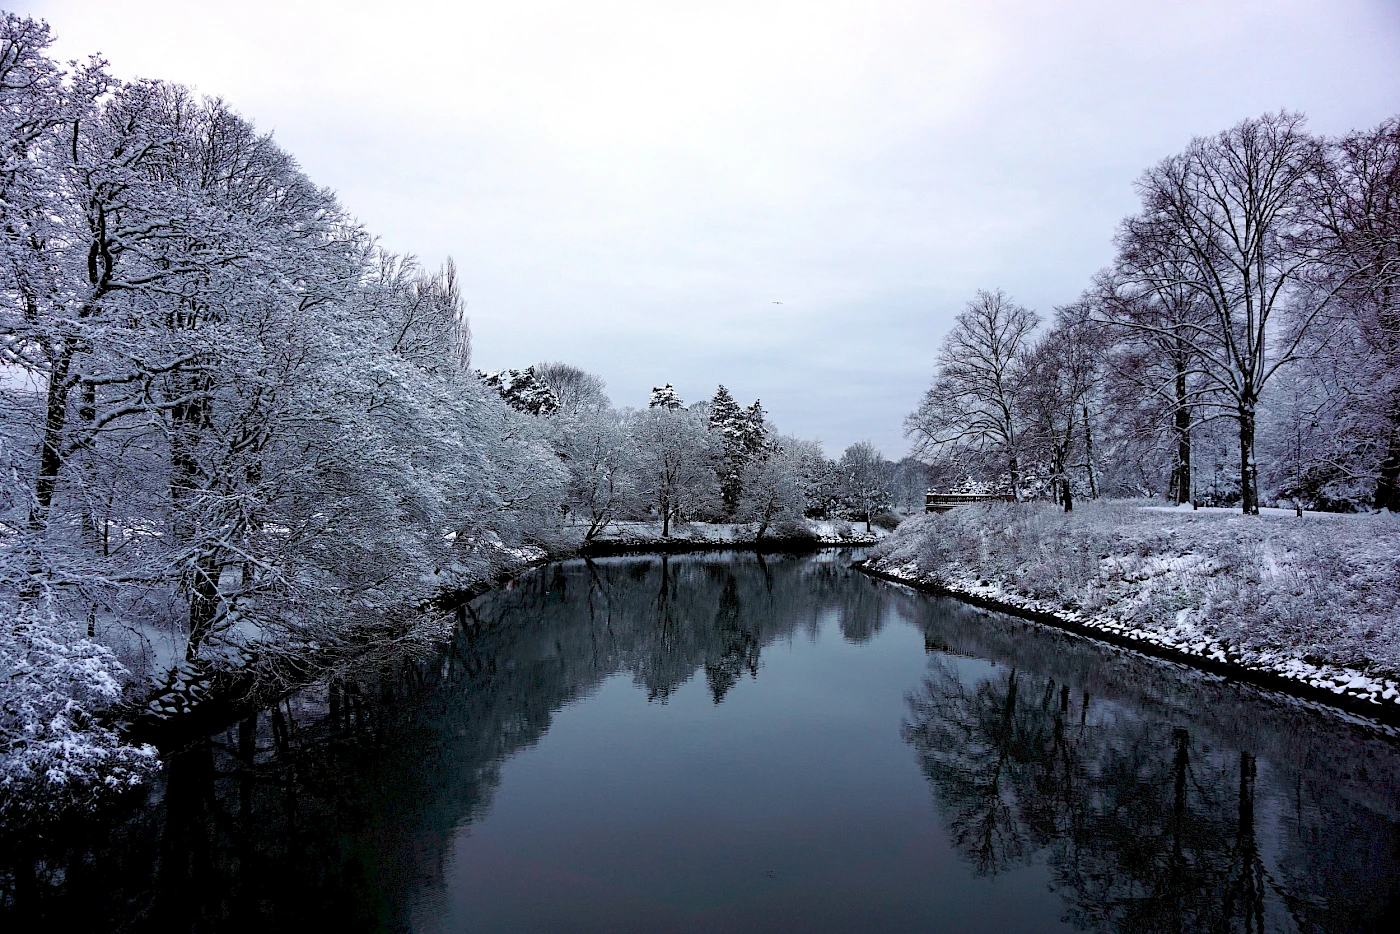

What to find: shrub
left=871, top=510, right=903, bottom=531
left=0, top=604, right=158, bottom=821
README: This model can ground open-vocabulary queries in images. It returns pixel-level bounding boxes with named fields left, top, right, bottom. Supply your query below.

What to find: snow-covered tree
left=1276, top=119, right=1400, bottom=509
left=479, top=366, right=561, bottom=416
left=838, top=442, right=893, bottom=531
left=906, top=290, right=1038, bottom=499
left=628, top=404, right=716, bottom=536
left=739, top=436, right=813, bottom=538
left=1020, top=305, right=1103, bottom=511
left=649, top=383, right=683, bottom=410
left=555, top=405, right=635, bottom=541
left=534, top=361, right=608, bottom=417
left=708, top=386, right=770, bottom=517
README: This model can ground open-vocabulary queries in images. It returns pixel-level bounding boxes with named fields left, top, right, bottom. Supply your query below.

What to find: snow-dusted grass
left=867, top=500, right=1400, bottom=712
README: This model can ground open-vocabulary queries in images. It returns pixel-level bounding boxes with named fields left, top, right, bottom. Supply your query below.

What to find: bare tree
left=534, top=361, right=609, bottom=416
left=1021, top=306, right=1101, bottom=511
left=1116, top=113, right=1329, bottom=514
left=907, top=290, right=1038, bottom=499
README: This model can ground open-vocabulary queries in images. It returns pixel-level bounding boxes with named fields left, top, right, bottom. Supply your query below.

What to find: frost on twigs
left=1, top=604, right=158, bottom=822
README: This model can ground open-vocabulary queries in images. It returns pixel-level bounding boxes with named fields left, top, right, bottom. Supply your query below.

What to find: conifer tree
left=649, top=383, right=683, bottom=409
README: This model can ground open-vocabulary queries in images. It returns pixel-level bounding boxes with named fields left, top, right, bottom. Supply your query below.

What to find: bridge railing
left=924, top=492, right=1016, bottom=513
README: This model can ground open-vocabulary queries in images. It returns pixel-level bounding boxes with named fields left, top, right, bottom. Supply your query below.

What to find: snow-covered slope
left=864, top=502, right=1400, bottom=718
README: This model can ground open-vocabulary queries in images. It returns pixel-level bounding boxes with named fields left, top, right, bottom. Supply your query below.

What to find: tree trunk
left=1174, top=368, right=1192, bottom=505
left=1008, top=454, right=1023, bottom=503
left=660, top=491, right=671, bottom=537
left=1238, top=399, right=1259, bottom=515
left=169, top=395, right=204, bottom=541
left=1374, top=429, right=1400, bottom=511
left=1082, top=403, right=1098, bottom=499
left=77, top=379, right=99, bottom=545
left=31, top=341, right=73, bottom=530
left=186, top=550, right=221, bottom=661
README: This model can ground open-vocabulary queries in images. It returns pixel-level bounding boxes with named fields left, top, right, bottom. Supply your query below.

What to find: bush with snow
left=1, top=604, right=158, bottom=820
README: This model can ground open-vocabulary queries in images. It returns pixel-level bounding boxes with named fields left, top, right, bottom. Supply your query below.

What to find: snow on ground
left=1139, top=503, right=1356, bottom=519
left=865, top=500, right=1400, bottom=715
left=574, top=519, right=884, bottom=548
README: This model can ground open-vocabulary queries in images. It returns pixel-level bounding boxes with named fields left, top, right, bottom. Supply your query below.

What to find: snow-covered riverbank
left=2, top=520, right=882, bottom=822
left=863, top=502, right=1400, bottom=721
left=572, top=518, right=884, bottom=552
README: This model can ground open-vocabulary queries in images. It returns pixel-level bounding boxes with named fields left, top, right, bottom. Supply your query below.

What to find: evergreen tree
left=649, top=383, right=684, bottom=409
left=710, top=386, right=746, bottom=515
left=480, top=366, right=561, bottom=415
left=741, top=401, right=769, bottom=455
left=707, top=388, right=772, bottom=518
left=709, top=385, right=742, bottom=429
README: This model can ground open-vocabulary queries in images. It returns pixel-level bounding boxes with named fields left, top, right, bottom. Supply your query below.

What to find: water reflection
left=905, top=635, right=1400, bottom=933
left=2, top=551, right=1398, bottom=933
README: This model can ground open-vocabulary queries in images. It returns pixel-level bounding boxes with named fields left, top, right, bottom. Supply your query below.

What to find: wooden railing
left=925, top=492, right=1016, bottom=513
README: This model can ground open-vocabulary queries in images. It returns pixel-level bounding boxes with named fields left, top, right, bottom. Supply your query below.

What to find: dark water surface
left=5, top=551, right=1400, bottom=932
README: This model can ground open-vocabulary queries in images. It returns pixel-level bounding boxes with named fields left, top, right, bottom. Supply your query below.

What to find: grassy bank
left=864, top=501, right=1400, bottom=719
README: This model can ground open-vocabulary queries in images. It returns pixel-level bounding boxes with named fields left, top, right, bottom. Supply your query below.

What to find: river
left=4, top=550, right=1398, bottom=932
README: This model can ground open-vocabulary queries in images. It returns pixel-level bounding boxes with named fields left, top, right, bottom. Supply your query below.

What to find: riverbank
left=140, top=520, right=884, bottom=737
left=861, top=501, right=1400, bottom=724
left=2, top=519, right=883, bottom=822
left=573, top=518, right=884, bottom=554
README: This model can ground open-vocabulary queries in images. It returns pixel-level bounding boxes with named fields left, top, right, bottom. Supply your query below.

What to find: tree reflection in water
left=3, top=551, right=1398, bottom=933
left=1, top=553, right=871, bottom=931
left=903, top=652, right=1400, bottom=933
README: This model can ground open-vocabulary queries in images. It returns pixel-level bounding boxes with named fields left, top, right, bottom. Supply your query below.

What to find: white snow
left=866, top=501, right=1400, bottom=716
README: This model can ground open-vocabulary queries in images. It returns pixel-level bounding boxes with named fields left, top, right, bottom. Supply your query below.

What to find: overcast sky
left=17, top=0, right=1400, bottom=455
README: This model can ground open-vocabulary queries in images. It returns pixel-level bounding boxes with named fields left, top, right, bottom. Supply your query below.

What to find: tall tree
left=1021, top=306, right=1101, bottom=511
left=1094, top=258, right=1213, bottom=505
left=907, top=290, right=1038, bottom=499
left=1116, top=113, right=1329, bottom=514
left=838, top=441, right=892, bottom=531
